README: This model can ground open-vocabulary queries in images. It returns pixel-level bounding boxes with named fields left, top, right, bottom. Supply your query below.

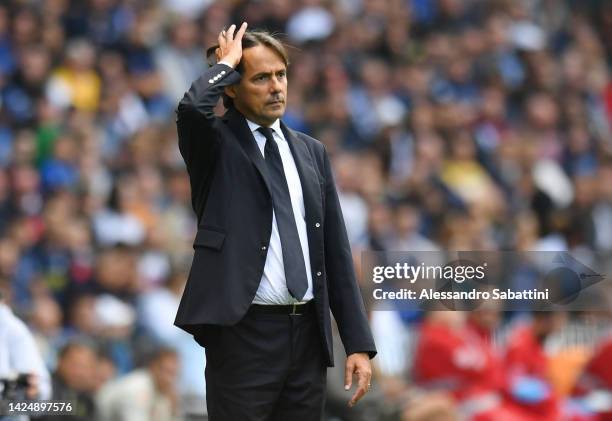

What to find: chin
left=266, top=109, right=285, bottom=120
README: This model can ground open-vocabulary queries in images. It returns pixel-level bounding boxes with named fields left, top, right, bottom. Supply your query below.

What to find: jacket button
left=208, top=79, right=214, bottom=83
left=316, top=271, right=322, bottom=276
left=315, top=222, right=320, bottom=228
left=261, top=246, right=267, bottom=251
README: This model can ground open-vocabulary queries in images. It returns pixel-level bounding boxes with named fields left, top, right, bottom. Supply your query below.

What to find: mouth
left=267, top=99, right=284, bottom=106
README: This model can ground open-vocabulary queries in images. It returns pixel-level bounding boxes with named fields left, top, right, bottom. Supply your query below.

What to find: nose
left=269, top=75, right=282, bottom=93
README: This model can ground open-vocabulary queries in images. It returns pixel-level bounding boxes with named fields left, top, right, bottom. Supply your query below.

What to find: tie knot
left=257, top=126, right=275, bottom=142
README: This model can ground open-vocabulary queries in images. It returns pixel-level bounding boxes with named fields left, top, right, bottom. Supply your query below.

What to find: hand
left=344, top=352, right=372, bottom=407
left=25, top=374, right=39, bottom=400
left=215, top=22, right=248, bottom=68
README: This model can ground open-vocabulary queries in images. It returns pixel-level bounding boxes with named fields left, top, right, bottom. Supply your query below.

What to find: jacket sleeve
left=322, top=148, right=377, bottom=359
left=176, top=63, right=241, bottom=170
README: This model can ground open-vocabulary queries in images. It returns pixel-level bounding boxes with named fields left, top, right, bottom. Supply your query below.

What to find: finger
left=344, top=361, right=354, bottom=391
left=218, top=31, right=226, bottom=50
left=226, top=24, right=237, bottom=41
left=350, top=367, right=371, bottom=406
left=349, top=384, right=367, bottom=407
left=215, top=47, right=222, bottom=61
left=357, top=368, right=369, bottom=393
left=235, top=22, right=248, bottom=41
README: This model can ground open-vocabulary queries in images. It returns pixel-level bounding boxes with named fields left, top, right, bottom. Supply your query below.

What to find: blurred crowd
left=0, top=0, right=610, bottom=420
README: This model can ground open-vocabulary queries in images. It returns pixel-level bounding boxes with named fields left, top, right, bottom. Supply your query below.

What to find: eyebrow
left=250, top=69, right=286, bottom=79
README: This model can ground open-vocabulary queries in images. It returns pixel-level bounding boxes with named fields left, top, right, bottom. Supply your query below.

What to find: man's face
left=58, top=346, right=97, bottom=392
left=227, top=44, right=287, bottom=127
left=151, top=354, right=179, bottom=395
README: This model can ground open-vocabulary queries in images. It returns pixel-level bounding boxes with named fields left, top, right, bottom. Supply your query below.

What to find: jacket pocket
left=193, top=226, right=226, bottom=250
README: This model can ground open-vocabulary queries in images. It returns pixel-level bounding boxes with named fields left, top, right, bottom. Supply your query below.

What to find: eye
left=278, top=71, right=286, bottom=79
left=254, top=75, right=268, bottom=82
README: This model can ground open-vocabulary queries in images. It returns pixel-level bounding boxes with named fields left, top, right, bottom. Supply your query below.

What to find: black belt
left=248, top=301, right=314, bottom=315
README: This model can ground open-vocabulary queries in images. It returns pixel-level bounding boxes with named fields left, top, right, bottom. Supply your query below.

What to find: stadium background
left=0, top=0, right=611, bottom=419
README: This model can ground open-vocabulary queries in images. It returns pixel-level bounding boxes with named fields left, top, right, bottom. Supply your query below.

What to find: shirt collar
left=246, top=118, right=283, bottom=138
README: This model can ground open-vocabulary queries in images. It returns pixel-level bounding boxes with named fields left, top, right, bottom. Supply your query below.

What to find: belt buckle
left=290, top=303, right=299, bottom=315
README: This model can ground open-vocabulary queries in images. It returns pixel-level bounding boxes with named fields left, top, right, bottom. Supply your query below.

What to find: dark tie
left=258, top=127, right=309, bottom=300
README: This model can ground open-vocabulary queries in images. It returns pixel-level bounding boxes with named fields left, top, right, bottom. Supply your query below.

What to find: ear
left=224, top=85, right=237, bottom=99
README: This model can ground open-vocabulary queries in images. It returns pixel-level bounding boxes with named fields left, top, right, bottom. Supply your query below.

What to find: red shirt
left=504, top=324, right=560, bottom=420
left=413, top=320, right=503, bottom=400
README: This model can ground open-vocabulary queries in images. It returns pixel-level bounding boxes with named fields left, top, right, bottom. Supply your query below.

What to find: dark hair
left=58, top=338, right=97, bottom=360
left=143, top=346, right=178, bottom=366
left=206, top=30, right=290, bottom=108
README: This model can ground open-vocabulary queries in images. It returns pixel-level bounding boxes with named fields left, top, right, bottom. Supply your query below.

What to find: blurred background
left=0, top=0, right=610, bottom=420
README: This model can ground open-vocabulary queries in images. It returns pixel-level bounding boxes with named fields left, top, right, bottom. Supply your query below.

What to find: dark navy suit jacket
left=174, top=63, right=376, bottom=366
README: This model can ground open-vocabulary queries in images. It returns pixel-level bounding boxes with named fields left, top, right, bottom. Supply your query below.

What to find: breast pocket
left=193, top=226, right=226, bottom=251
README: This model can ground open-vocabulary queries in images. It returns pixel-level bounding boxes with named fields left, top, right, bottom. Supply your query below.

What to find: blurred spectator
left=504, top=312, right=568, bottom=420
left=138, top=269, right=206, bottom=405
left=29, top=292, right=66, bottom=369
left=411, top=311, right=524, bottom=420
left=155, top=18, right=206, bottom=103
left=391, top=199, right=440, bottom=251
left=92, top=178, right=146, bottom=247
left=40, top=340, right=97, bottom=421
left=95, top=346, right=182, bottom=421
left=574, top=330, right=612, bottom=420
left=46, top=39, right=101, bottom=112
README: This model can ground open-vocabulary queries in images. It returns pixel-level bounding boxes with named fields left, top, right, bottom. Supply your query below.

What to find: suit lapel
left=223, top=108, right=272, bottom=195
left=280, top=121, right=322, bottom=220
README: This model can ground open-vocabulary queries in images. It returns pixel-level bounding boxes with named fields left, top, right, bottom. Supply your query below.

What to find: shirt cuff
left=218, top=60, right=234, bottom=68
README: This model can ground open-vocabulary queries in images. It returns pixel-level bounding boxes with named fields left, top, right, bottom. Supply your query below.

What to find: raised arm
left=176, top=23, right=247, bottom=169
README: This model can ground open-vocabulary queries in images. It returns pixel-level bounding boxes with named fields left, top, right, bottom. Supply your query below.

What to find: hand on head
left=215, top=22, right=248, bottom=68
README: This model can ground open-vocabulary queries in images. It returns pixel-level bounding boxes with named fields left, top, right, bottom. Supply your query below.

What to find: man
left=574, top=334, right=612, bottom=420
left=503, top=313, right=567, bottom=421
left=42, top=341, right=97, bottom=421
left=96, top=347, right=181, bottom=421
left=173, top=22, right=376, bottom=420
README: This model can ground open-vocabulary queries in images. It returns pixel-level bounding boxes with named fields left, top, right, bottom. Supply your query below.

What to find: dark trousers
left=204, top=305, right=327, bottom=421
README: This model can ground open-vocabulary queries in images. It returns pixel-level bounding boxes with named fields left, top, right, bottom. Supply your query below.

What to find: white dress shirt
left=246, top=119, right=314, bottom=305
